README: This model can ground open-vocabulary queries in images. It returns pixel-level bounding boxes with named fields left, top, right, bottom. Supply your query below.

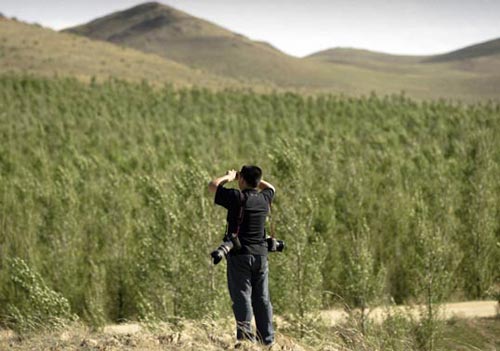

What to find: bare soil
left=0, top=301, right=497, bottom=350
left=321, top=300, right=499, bottom=324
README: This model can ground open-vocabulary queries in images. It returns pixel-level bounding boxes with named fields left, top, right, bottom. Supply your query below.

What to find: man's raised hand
left=226, top=169, right=238, bottom=182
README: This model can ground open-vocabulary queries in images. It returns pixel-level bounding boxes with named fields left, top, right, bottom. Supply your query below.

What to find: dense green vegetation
left=0, top=75, right=499, bottom=334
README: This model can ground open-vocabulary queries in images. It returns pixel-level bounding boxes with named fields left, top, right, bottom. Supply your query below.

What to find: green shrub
left=6, top=257, right=77, bottom=333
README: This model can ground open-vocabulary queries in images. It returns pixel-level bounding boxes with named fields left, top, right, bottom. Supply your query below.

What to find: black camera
left=210, top=233, right=241, bottom=265
left=210, top=240, right=233, bottom=265
left=266, top=237, right=285, bottom=252
left=211, top=235, right=285, bottom=265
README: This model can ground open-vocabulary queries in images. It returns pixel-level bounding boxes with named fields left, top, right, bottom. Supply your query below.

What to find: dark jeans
left=227, top=254, right=274, bottom=345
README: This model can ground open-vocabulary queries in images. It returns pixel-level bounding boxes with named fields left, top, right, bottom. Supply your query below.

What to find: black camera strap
left=268, top=201, right=276, bottom=239
left=234, top=190, right=247, bottom=236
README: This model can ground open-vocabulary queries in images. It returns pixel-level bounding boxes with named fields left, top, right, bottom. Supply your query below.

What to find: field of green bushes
left=0, top=75, right=498, bottom=338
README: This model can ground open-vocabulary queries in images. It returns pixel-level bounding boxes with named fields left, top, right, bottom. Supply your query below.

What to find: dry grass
left=1, top=315, right=499, bottom=351
left=0, top=17, right=238, bottom=89
left=438, top=317, right=500, bottom=351
left=0, top=319, right=312, bottom=351
left=2, top=4, right=499, bottom=101
left=63, top=3, right=500, bottom=102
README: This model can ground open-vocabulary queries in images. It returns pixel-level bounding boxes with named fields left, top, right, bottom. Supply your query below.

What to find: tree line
left=0, top=75, right=498, bottom=332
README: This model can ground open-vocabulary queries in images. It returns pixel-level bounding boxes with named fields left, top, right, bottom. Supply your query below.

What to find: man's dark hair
left=240, top=165, right=262, bottom=188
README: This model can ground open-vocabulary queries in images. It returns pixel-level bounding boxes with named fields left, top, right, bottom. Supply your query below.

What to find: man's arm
left=208, top=169, right=237, bottom=193
left=258, top=179, right=275, bottom=193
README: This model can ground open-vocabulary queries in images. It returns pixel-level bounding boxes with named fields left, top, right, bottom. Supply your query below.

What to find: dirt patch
left=321, top=300, right=499, bottom=324
left=0, top=321, right=311, bottom=351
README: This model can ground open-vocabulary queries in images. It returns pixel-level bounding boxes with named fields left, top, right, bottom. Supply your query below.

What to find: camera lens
left=211, top=250, right=224, bottom=265
left=276, top=240, right=285, bottom=252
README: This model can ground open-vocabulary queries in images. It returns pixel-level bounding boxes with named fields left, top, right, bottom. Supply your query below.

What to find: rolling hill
left=0, top=16, right=237, bottom=88
left=2, top=1, right=499, bottom=101
left=306, top=39, right=500, bottom=70
left=63, top=2, right=500, bottom=101
left=424, top=37, right=500, bottom=63
left=304, top=40, right=500, bottom=99
left=65, top=2, right=402, bottom=91
left=306, top=48, right=424, bottom=65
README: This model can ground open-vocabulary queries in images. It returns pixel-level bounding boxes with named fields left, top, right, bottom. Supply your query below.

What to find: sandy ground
left=0, top=300, right=497, bottom=351
left=103, top=323, right=142, bottom=334
left=74, top=300, right=500, bottom=336
left=320, top=300, right=499, bottom=325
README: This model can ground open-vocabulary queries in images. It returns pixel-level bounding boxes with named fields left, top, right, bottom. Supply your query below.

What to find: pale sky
left=2, top=0, right=499, bottom=57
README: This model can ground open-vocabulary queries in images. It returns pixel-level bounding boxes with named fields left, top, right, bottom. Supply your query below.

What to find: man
left=208, top=165, right=275, bottom=347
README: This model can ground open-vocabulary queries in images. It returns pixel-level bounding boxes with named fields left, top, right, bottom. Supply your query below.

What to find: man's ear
left=239, top=178, right=246, bottom=188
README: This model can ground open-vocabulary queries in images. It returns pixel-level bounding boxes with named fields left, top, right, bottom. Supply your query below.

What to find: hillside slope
left=306, top=43, right=500, bottom=75
left=424, top=37, right=500, bottom=63
left=3, top=5, right=500, bottom=101
left=0, top=17, right=236, bottom=88
left=63, top=2, right=363, bottom=90
left=64, top=2, right=500, bottom=101
left=306, top=47, right=423, bottom=65
left=304, top=41, right=500, bottom=100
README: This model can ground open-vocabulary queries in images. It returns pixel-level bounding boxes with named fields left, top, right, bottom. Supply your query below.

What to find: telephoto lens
left=210, top=241, right=233, bottom=264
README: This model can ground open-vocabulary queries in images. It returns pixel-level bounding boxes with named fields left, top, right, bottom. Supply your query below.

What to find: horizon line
left=2, top=10, right=499, bottom=59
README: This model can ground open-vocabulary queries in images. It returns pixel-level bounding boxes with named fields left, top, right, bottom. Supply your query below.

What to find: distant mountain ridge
left=306, top=37, right=500, bottom=64
left=423, top=37, right=500, bottom=63
left=67, top=2, right=242, bottom=42
left=0, top=16, right=238, bottom=88
left=64, top=1, right=301, bottom=83
left=59, top=2, right=500, bottom=101
left=66, top=2, right=500, bottom=65
left=69, top=3, right=388, bottom=91
left=306, top=47, right=424, bottom=64
left=2, top=2, right=500, bottom=101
